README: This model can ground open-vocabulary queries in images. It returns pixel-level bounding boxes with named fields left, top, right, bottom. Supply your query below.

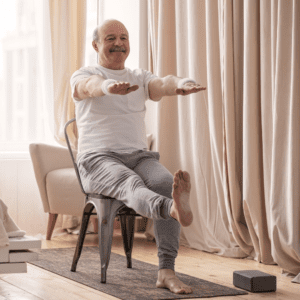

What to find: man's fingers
left=116, top=82, right=130, bottom=89
left=175, top=86, right=206, bottom=95
left=107, top=82, right=139, bottom=95
left=127, top=85, right=139, bottom=93
left=175, top=88, right=184, bottom=95
left=108, top=81, right=131, bottom=94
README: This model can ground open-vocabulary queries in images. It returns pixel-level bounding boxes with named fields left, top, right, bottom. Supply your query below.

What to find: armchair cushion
left=29, top=143, right=76, bottom=213
left=46, top=168, right=85, bottom=216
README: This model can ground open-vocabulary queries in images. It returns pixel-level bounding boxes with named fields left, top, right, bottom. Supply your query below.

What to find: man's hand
left=107, top=82, right=139, bottom=95
left=175, top=82, right=206, bottom=96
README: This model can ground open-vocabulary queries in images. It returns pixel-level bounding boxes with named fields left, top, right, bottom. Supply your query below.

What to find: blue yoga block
left=233, top=270, right=276, bottom=293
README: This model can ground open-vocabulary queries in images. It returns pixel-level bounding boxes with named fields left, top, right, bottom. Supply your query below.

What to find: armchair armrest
left=29, top=143, right=77, bottom=213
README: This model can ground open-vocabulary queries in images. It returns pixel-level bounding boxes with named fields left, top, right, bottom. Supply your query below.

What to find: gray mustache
left=110, top=47, right=125, bottom=52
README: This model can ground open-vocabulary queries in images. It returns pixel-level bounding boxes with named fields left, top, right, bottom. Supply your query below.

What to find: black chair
left=64, top=118, right=141, bottom=283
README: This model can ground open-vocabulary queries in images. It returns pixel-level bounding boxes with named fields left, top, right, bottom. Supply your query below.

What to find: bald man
left=70, top=19, right=206, bottom=295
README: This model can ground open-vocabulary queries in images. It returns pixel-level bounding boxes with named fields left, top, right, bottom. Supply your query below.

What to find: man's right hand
left=74, top=75, right=139, bottom=101
left=107, top=82, right=139, bottom=95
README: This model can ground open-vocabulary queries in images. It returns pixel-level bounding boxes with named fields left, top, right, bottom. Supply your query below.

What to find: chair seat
left=46, top=168, right=85, bottom=216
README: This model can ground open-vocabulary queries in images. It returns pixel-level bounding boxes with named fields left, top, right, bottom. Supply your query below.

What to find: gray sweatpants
left=77, top=149, right=181, bottom=271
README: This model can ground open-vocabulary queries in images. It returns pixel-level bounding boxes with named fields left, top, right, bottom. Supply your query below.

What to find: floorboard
left=0, top=279, right=43, bottom=300
left=0, top=229, right=299, bottom=300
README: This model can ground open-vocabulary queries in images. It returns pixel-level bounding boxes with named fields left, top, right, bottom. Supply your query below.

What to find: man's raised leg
left=134, top=156, right=193, bottom=294
left=154, top=170, right=193, bottom=294
left=78, top=151, right=193, bottom=294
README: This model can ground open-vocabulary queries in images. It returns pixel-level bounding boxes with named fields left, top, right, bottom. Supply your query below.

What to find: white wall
left=0, top=156, right=48, bottom=236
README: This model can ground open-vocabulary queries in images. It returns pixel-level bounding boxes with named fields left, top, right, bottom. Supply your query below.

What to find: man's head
left=92, top=19, right=130, bottom=70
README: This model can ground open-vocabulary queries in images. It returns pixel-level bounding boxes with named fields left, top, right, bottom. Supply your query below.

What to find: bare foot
left=156, top=269, right=193, bottom=294
left=170, top=170, right=193, bottom=227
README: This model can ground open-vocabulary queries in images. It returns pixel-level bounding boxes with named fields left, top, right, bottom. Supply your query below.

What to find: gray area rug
left=30, top=247, right=247, bottom=300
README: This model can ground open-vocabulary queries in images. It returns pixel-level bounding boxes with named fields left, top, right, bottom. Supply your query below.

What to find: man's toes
left=176, top=170, right=181, bottom=178
left=173, top=183, right=179, bottom=192
left=176, top=286, right=191, bottom=294
left=183, top=171, right=190, bottom=182
left=181, top=286, right=192, bottom=294
left=175, top=288, right=185, bottom=294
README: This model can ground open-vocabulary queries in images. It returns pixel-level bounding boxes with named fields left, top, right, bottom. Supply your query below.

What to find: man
left=70, top=19, right=206, bottom=295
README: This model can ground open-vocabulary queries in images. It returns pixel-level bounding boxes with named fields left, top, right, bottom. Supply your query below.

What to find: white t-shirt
left=70, top=64, right=157, bottom=159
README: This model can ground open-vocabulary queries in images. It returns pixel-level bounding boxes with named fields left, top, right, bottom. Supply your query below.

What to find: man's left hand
left=175, top=82, right=206, bottom=96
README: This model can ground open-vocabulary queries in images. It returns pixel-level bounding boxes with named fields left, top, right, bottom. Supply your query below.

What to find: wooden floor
left=0, top=229, right=299, bottom=300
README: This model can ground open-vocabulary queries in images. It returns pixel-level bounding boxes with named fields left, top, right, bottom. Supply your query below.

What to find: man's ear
left=92, top=41, right=98, bottom=52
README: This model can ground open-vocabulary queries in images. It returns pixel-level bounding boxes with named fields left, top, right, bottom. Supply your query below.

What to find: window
left=0, top=0, right=141, bottom=155
left=85, top=0, right=98, bottom=67
left=0, top=0, right=98, bottom=154
left=0, top=0, right=46, bottom=152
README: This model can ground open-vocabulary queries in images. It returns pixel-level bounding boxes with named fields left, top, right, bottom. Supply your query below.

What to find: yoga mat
left=30, top=247, right=247, bottom=299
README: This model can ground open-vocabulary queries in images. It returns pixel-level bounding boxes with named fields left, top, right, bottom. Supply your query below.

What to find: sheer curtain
left=0, top=0, right=86, bottom=153
left=146, top=0, right=300, bottom=282
left=36, top=0, right=87, bottom=150
left=35, top=0, right=87, bottom=232
left=48, top=0, right=86, bottom=150
left=0, top=0, right=57, bottom=155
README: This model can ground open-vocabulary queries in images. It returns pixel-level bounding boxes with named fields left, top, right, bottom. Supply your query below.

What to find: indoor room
left=0, top=0, right=299, bottom=299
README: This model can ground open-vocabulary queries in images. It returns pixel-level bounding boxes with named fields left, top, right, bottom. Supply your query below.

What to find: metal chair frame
left=64, top=118, right=140, bottom=283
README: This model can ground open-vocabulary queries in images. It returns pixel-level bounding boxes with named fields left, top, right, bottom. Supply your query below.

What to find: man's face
left=95, top=21, right=130, bottom=69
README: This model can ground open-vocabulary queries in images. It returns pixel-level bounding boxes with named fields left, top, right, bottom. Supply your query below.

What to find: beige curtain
left=48, top=0, right=86, bottom=149
left=48, top=0, right=87, bottom=231
left=146, top=0, right=300, bottom=282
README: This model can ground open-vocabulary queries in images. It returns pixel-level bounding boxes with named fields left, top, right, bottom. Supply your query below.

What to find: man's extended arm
left=74, top=74, right=139, bottom=101
left=148, top=75, right=206, bottom=101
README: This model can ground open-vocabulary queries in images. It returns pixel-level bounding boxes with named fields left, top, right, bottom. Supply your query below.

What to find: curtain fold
left=221, top=0, right=254, bottom=257
left=48, top=0, right=87, bottom=150
left=265, top=0, right=300, bottom=278
left=147, top=0, right=246, bottom=256
left=148, top=0, right=181, bottom=169
left=44, top=0, right=87, bottom=231
left=146, top=0, right=300, bottom=282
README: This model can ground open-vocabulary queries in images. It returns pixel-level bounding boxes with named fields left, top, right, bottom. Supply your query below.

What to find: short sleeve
left=142, top=70, right=158, bottom=100
left=70, top=67, right=94, bottom=101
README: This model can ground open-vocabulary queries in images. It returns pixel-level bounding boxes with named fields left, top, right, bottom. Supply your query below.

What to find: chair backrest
left=64, top=118, right=86, bottom=195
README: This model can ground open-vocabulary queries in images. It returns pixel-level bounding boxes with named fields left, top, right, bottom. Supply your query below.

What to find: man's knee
left=149, top=176, right=173, bottom=198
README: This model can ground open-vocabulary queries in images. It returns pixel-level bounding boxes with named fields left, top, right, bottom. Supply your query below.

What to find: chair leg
left=46, top=213, right=58, bottom=240
left=71, top=203, right=94, bottom=272
left=119, top=215, right=135, bottom=268
left=92, top=198, right=124, bottom=283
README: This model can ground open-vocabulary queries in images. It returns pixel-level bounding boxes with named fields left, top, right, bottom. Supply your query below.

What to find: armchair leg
left=46, top=213, right=58, bottom=240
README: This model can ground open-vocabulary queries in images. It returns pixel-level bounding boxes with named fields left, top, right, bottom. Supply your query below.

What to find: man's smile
left=109, top=47, right=126, bottom=53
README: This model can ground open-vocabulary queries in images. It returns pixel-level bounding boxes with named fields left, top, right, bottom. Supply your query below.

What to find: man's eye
left=109, top=38, right=114, bottom=41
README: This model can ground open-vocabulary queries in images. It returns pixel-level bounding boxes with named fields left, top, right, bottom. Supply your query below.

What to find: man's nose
left=114, top=38, right=123, bottom=46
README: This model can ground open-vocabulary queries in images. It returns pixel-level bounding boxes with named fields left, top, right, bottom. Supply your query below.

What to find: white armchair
left=29, top=143, right=86, bottom=240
